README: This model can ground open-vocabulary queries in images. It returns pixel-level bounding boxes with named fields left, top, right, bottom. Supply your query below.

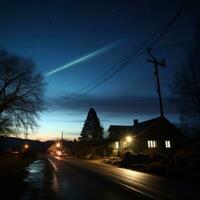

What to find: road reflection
left=52, top=171, right=59, bottom=193
left=22, top=160, right=45, bottom=200
left=24, top=160, right=44, bottom=190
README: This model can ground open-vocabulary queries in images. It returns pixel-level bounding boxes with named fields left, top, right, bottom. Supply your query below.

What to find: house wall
left=108, top=140, right=134, bottom=156
left=108, top=137, right=179, bottom=156
left=107, top=120, right=182, bottom=156
left=133, top=138, right=179, bottom=154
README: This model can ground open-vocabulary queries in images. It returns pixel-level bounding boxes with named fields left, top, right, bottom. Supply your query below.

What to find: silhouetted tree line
left=0, top=49, right=45, bottom=136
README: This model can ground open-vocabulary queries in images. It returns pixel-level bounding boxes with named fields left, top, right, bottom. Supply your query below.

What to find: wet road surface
left=23, top=157, right=199, bottom=199
left=22, top=159, right=51, bottom=200
left=47, top=157, right=199, bottom=200
left=46, top=157, right=147, bottom=200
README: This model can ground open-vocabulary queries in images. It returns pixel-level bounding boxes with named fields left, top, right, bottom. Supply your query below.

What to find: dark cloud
left=46, top=93, right=177, bottom=117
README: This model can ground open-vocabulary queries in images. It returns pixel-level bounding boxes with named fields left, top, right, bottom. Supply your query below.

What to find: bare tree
left=171, top=24, right=200, bottom=132
left=172, top=55, right=200, bottom=112
left=0, top=49, right=45, bottom=136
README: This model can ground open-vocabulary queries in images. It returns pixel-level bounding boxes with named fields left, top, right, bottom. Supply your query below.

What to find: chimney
left=134, top=119, right=138, bottom=126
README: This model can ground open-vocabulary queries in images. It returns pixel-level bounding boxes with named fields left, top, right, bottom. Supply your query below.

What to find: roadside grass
left=0, top=154, right=33, bottom=200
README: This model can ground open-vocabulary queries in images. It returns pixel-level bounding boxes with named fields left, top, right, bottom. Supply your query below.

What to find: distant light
left=24, top=144, right=29, bottom=149
left=126, top=136, right=132, bottom=143
left=56, top=142, right=61, bottom=148
left=55, top=156, right=61, bottom=160
left=115, top=141, right=119, bottom=149
left=56, top=150, right=62, bottom=156
left=12, top=151, right=20, bottom=154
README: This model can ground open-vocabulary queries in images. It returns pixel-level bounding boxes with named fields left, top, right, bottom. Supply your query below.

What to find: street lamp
left=126, top=136, right=132, bottom=143
left=56, top=150, right=62, bottom=156
left=56, top=142, right=61, bottom=148
left=24, top=144, right=29, bottom=149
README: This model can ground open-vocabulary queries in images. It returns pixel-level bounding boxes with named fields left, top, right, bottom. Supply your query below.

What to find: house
left=107, top=116, right=182, bottom=156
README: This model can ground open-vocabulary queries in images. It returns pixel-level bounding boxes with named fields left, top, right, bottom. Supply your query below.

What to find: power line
left=64, top=0, right=193, bottom=100
left=74, top=55, right=131, bottom=94
left=60, top=54, right=134, bottom=102
left=149, top=0, right=192, bottom=48
left=145, top=0, right=192, bottom=117
left=63, top=6, right=185, bottom=101
left=82, top=40, right=200, bottom=97
left=153, top=41, right=200, bottom=50
left=78, top=39, right=199, bottom=97
left=81, top=51, right=145, bottom=96
left=58, top=39, right=199, bottom=108
left=78, top=0, right=193, bottom=96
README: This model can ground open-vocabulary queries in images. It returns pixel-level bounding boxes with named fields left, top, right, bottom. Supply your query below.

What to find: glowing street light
left=56, top=142, right=61, bottom=148
left=56, top=150, right=62, bottom=156
left=24, top=144, right=29, bottom=149
left=126, top=136, right=132, bottom=143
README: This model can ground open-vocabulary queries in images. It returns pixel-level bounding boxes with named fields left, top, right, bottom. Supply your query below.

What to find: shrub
left=136, top=154, right=150, bottom=164
left=120, top=152, right=133, bottom=167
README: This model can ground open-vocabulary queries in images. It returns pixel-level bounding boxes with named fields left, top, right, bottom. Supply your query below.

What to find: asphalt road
left=47, top=157, right=199, bottom=200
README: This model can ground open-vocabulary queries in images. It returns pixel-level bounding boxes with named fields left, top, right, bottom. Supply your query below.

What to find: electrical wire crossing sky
left=2, top=0, right=199, bottom=140
left=45, top=39, right=127, bottom=76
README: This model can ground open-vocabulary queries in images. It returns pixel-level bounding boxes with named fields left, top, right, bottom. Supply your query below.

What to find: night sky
left=0, top=0, right=200, bottom=140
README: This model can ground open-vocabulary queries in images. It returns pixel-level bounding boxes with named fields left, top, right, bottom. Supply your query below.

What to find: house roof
left=108, top=125, right=133, bottom=132
left=108, top=116, right=181, bottom=140
left=137, top=117, right=182, bottom=139
left=108, top=125, right=133, bottom=140
left=132, top=117, right=161, bottom=134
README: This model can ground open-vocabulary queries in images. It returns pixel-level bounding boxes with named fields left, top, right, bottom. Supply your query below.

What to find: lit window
left=115, top=141, right=119, bottom=149
left=165, top=140, right=171, bottom=148
left=148, top=140, right=157, bottom=148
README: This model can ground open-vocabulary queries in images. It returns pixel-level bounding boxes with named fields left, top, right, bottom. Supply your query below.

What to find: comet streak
left=45, top=39, right=127, bottom=76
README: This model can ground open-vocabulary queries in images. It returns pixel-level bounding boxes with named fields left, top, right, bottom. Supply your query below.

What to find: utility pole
left=61, top=131, right=63, bottom=141
left=25, top=126, right=28, bottom=140
left=146, top=48, right=166, bottom=117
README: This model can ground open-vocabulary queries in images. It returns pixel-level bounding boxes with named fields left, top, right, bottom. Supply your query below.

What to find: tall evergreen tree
left=80, top=108, right=103, bottom=142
